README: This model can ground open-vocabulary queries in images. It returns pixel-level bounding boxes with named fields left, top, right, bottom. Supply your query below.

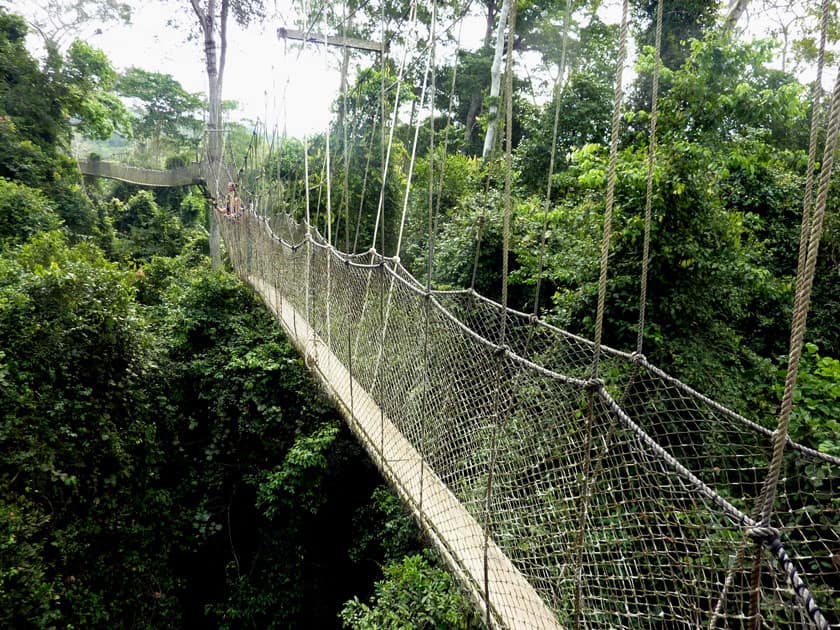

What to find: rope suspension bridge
left=81, top=0, right=840, bottom=627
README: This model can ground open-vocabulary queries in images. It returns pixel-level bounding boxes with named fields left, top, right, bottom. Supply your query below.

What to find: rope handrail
left=222, top=209, right=837, bottom=629
left=254, top=208, right=840, bottom=470
left=210, top=1, right=839, bottom=622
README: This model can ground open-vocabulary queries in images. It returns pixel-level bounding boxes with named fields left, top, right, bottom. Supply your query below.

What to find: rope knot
left=746, top=525, right=780, bottom=544
left=391, top=255, right=400, bottom=265
left=631, top=351, right=646, bottom=365
left=494, top=344, right=509, bottom=357
left=528, top=314, right=539, bottom=325
left=586, top=378, right=604, bottom=392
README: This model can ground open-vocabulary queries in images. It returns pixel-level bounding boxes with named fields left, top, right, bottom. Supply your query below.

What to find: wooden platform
left=247, top=274, right=562, bottom=629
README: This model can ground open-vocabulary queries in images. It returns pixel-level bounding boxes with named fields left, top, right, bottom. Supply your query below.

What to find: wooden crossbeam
left=276, top=26, right=385, bottom=54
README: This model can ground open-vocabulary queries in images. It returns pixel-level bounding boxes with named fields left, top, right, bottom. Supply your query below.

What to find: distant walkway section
left=78, top=160, right=204, bottom=188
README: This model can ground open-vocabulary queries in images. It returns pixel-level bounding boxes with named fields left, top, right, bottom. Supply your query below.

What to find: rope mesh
left=219, top=210, right=839, bottom=629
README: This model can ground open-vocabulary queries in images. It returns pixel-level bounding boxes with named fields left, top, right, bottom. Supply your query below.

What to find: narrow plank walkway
left=78, top=161, right=203, bottom=187
left=247, top=274, right=562, bottom=630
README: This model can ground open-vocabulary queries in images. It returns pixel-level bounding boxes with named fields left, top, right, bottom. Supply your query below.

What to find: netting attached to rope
left=219, top=208, right=839, bottom=629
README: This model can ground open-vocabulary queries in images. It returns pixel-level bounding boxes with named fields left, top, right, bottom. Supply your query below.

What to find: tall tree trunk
left=192, top=0, right=228, bottom=268
left=481, top=0, right=511, bottom=161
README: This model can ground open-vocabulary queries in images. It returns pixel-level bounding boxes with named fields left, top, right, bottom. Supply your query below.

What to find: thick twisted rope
left=759, top=0, right=838, bottom=526
left=591, top=0, right=630, bottom=379
left=636, top=0, right=663, bottom=356
left=484, top=2, right=517, bottom=624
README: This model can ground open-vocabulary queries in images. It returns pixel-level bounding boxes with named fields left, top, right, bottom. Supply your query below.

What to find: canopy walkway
left=218, top=210, right=839, bottom=629
left=78, top=160, right=204, bottom=187
left=87, top=0, right=838, bottom=623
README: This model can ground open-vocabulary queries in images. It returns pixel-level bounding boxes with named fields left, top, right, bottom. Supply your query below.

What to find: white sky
left=15, top=0, right=359, bottom=136
left=89, top=2, right=338, bottom=137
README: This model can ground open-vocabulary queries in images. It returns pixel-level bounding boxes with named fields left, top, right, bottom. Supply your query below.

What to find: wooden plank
left=276, top=26, right=385, bottom=53
left=247, top=274, right=563, bottom=630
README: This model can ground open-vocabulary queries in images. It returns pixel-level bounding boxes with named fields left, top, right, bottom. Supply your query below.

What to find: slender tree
left=481, top=0, right=512, bottom=161
left=184, top=0, right=264, bottom=266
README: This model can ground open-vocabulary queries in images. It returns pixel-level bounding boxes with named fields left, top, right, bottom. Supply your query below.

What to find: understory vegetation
left=2, top=0, right=839, bottom=626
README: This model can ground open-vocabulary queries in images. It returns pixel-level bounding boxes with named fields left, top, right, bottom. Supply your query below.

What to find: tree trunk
left=464, top=91, right=482, bottom=149
left=483, top=0, right=496, bottom=47
left=481, top=0, right=511, bottom=161
left=192, top=0, right=227, bottom=268
left=724, top=0, right=750, bottom=31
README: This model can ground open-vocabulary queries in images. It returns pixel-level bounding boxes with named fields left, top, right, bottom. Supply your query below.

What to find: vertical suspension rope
left=372, top=0, right=414, bottom=255
left=572, top=4, right=630, bottom=626
left=761, top=0, right=833, bottom=500
left=395, top=25, right=434, bottom=256
left=635, top=0, right=663, bottom=357
left=430, top=5, right=466, bottom=281
left=323, top=33, right=333, bottom=248
left=353, top=119, right=379, bottom=253
left=483, top=2, right=516, bottom=624
left=533, top=0, right=572, bottom=317
left=419, top=0, right=438, bottom=515
left=303, top=115, right=313, bottom=347
left=591, top=0, right=630, bottom=380
left=300, top=0, right=313, bottom=236
left=341, top=7, right=351, bottom=254
left=322, top=30, right=334, bottom=349
left=745, top=3, right=836, bottom=627
left=761, top=0, right=840, bottom=555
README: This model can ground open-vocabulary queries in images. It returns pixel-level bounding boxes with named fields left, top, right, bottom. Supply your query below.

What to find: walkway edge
left=247, top=274, right=563, bottom=630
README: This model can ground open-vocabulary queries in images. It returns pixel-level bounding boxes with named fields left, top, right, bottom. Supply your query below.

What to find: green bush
left=0, top=177, right=62, bottom=248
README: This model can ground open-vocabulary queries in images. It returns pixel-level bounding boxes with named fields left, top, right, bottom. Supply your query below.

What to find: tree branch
left=189, top=0, right=206, bottom=34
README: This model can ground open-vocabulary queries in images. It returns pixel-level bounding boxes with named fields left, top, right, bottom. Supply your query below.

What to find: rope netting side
left=214, top=3, right=840, bottom=626
left=217, top=201, right=839, bottom=629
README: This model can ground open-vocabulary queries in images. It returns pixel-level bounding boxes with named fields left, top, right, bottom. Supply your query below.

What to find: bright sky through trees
left=13, top=0, right=831, bottom=138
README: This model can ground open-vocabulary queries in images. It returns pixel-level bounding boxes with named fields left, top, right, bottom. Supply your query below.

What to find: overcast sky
left=15, top=0, right=369, bottom=136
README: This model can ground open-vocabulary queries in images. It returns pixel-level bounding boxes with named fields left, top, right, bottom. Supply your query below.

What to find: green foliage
left=0, top=231, right=175, bottom=626
left=0, top=11, right=63, bottom=149
left=349, top=486, right=422, bottom=565
left=0, top=497, right=61, bottom=628
left=110, top=190, right=188, bottom=261
left=0, top=9, right=98, bottom=235
left=516, top=18, right=617, bottom=193
left=0, top=177, right=62, bottom=247
left=118, top=67, right=203, bottom=158
left=179, top=189, right=207, bottom=227
left=257, top=424, right=340, bottom=518
left=62, top=39, right=132, bottom=140
left=785, top=344, right=840, bottom=458
left=340, top=553, right=478, bottom=629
